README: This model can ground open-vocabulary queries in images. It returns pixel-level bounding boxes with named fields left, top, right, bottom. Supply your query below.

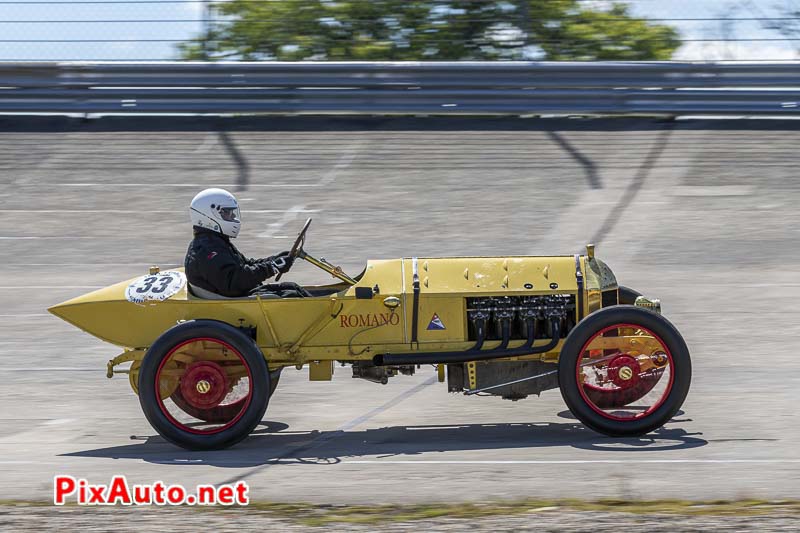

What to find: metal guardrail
left=2, top=61, right=800, bottom=114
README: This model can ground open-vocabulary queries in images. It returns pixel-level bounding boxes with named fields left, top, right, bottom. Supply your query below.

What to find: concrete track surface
left=0, top=116, right=798, bottom=504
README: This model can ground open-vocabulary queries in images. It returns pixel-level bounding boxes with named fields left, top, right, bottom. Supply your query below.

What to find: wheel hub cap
left=180, top=361, right=228, bottom=409
left=607, top=355, right=641, bottom=388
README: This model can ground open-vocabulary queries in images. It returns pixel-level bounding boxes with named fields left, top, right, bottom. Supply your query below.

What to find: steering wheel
left=275, top=218, right=312, bottom=281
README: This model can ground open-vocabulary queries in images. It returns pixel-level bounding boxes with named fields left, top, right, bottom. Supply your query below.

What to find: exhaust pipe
left=471, top=317, right=486, bottom=351
left=373, top=317, right=561, bottom=366
left=495, top=319, right=511, bottom=351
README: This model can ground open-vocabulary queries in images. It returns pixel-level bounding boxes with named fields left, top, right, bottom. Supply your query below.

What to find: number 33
left=136, top=275, right=173, bottom=294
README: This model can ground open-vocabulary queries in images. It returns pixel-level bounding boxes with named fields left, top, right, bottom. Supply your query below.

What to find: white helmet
left=189, top=188, right=241, bottom=238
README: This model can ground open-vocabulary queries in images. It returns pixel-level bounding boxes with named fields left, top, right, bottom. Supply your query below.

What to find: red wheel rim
left=179, top=361, right=229, bottom=409
left=155, top=337, right=253, bottom=435
left=575, top=323, right=674, bottom=421
left=171, top=390, right=248, bottom=424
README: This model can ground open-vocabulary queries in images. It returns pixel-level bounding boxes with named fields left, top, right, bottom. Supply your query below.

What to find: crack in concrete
left=547, top=131, right=602, bottom=190
left=590, top=124, right=674, bottom=246
left=217, top=130, right=249, bottom=192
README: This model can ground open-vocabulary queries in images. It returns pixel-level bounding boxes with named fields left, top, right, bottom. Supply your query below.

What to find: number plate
left=125, top=271, right=186, bottom=304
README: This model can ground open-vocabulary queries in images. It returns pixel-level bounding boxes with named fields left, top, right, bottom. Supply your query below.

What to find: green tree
left=180, top=1, right=679, bottom=61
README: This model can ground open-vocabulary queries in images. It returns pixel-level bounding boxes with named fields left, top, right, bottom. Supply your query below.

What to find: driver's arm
left=210, top=250, right=279, bottom=297
left=254, top=251, right=294, bottom=274
left=249, top=250, right=291, bottom=267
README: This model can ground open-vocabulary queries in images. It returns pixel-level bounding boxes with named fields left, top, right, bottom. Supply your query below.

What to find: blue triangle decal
left=427, top=313, right=446, bottom=330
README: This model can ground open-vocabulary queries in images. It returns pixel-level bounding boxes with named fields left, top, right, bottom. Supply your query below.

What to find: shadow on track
left=62, top=420, right=706, bottom=468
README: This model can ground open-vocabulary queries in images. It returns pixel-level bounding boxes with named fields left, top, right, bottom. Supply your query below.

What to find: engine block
left=465, top=295, right=575, bottom=341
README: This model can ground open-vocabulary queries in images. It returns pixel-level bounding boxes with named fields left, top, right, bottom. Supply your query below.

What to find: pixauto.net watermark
left=54, top=475, right=249, bottom=506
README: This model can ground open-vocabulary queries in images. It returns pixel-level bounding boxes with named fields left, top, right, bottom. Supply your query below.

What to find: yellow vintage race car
left=50, top=219, right=690, bottom=450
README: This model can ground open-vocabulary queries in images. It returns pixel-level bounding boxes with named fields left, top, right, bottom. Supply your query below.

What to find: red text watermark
left=53, top=475, right=249, bottom=506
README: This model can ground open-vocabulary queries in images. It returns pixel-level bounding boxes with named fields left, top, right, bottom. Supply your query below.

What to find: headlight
left=634, top=296, right=661, bottom=314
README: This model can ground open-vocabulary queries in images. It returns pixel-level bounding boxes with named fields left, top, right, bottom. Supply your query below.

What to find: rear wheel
left=171, top=368, right=282, bottom=423
left=138, top=320, right=270, bottom=450
left=558, top=306, right=691, bottom=437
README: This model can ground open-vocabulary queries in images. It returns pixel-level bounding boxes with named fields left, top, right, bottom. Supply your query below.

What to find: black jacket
left=185, top=227, right=279, bottom=297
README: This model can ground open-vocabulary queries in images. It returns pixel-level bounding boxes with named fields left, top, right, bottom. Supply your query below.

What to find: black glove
left=270, top=251, right=294, bottom=274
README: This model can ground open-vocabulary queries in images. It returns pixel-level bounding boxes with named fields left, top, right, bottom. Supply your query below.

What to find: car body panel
left=50, top=254, right=615, bottom=367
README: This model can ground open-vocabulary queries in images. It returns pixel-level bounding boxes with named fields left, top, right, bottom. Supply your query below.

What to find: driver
left=185, top=188, right=302, bottom=298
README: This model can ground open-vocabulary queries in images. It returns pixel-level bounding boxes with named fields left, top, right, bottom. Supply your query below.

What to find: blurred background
left=1, top=0, right=800, bottom=528
left=2, top=0, right=800, bottom=61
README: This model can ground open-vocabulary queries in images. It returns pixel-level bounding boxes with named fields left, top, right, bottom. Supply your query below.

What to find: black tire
left=269, top=368, right=282, bottom=398
left=558, top=305, right=691, bottom=437
left=618, top=285, right=643, bottom=305
left=138, top=320, right=270, bottom=451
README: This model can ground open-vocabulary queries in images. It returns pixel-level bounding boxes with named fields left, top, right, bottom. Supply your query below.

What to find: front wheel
left=558, top=306, right=691, bottom=437
left=618, top=285, right=643, bottom=305
left=138, top=320, right=270, bottom=450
